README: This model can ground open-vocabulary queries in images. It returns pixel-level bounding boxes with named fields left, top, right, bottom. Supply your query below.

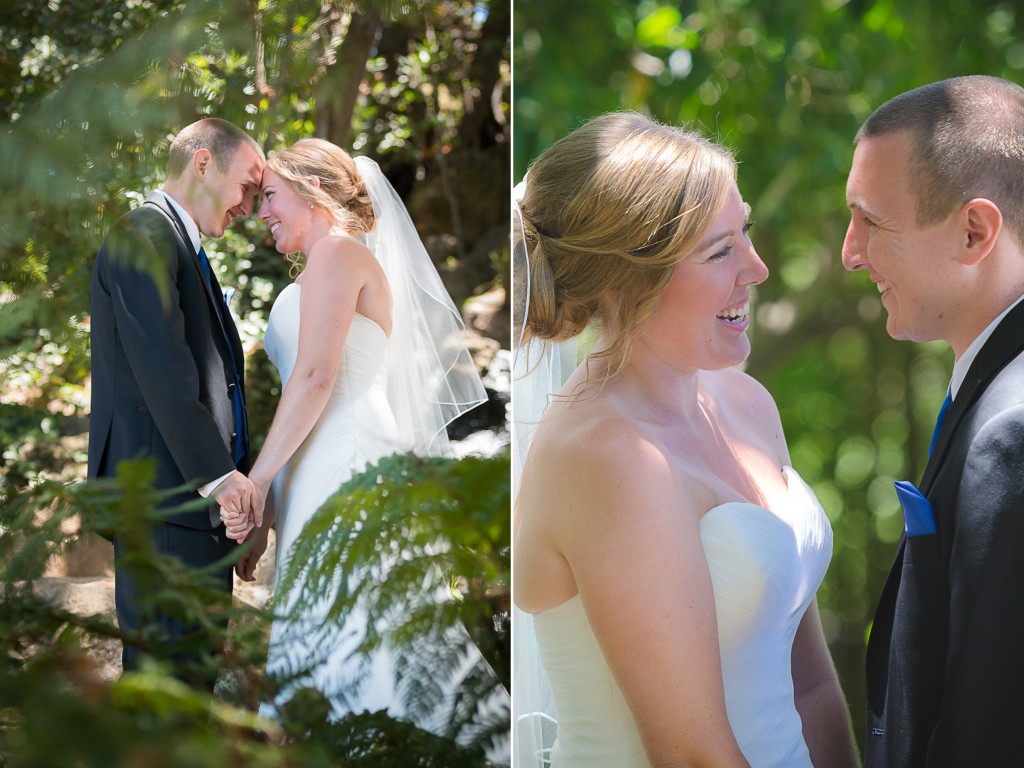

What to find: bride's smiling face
left=258, top=168, right=314, bottom=254
left=638, top=183, right=768, bottom=372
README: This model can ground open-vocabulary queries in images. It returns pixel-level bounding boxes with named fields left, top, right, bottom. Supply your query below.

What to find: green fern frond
left=272, top=449, right=510, bottom=758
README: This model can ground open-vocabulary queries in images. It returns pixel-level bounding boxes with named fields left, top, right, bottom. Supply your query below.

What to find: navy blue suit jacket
left=88, top=192, right=248, bottom=530
left=865, top=299, right=1024, bottom=766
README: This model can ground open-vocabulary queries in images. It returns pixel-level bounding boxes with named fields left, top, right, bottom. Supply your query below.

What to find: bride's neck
left=302, top=217, right=351, bottom=255
left=594, top=335, right=704, bottom=419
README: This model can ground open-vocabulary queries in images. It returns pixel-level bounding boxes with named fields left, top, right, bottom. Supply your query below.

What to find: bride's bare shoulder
left=303, top=235, right=382, bottom=285
left=529, top=396, right=672, bottom=495
left=309, top=233, right=373, bottom=261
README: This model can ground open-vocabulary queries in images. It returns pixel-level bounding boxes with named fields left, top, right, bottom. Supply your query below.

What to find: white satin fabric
left=529, top=467, right=832, bottom=768
left=260, top=285, right=510, bottom=762
left=261, top=283, right=408, bottom=720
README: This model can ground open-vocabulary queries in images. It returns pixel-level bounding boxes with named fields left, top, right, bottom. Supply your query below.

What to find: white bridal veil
left=355, top=156, right=486, bottom=457
left=511, top=179, right=575, bottom=768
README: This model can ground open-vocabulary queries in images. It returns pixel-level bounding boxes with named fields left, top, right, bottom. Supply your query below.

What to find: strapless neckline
left=274, top=282, right=390, bottom=340
left=528, top=465, right=820, bottom=618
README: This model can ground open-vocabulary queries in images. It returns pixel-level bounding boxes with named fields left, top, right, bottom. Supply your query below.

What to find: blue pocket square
left=894, top=480, right=937, bottom=537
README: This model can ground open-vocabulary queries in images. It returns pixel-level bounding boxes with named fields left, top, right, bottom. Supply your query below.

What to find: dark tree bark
left=314, top=6, right=382, bottom=147
left=458, top=0, right=509, bottom=150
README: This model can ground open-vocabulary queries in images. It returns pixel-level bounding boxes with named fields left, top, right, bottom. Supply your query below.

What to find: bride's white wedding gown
left=531, top=466, right=832, bottom=768
left=260, top=283, right=509, bottom=751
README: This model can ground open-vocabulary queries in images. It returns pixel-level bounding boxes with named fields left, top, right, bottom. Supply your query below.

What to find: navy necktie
left=198, top=245, right=213, bottom=282
left=199, top=246, right=248, bottom=465
left=928, top=391, right=953, bottom=458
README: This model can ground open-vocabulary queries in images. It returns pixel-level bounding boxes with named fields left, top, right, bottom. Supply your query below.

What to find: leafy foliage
left=274, top=450, right=511, bottom=760
left=1, top=453, right=509, bottom=765
left=514, top=0, right=1024, bottom=746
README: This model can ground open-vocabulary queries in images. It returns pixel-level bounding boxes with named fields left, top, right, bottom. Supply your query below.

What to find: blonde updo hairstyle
left=267, top=138, right=376, bottom=236
left=518, top=112, right=737, bottom=379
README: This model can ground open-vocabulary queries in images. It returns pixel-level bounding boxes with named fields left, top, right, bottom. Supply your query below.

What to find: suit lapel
left=920, top=299, right=1024, bottom=493
left=866, top=532, right=905, bottom=693
left=144, top=193, right=244, bottom=366
left=147, top=193, right=221, bottom=314
left=143, top=191, right=207, bottom=290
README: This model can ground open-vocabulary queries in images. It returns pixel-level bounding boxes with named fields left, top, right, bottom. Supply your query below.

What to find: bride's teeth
left=877, top=281, right=888, bottom=294
left=271, top=223, right=281, bottom=235
left=716, top=300, right=749, bottom=322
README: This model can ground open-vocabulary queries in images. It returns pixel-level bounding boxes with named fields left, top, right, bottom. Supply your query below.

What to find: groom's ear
left=959, top=198, right=1002, bottom=266
left=192, top=148, right=213, bottom=179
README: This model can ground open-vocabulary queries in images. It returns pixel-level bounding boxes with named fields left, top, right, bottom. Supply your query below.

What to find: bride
left=219, top=138, right=506, bottom=749
left=512, top=113, right=858, bottom=767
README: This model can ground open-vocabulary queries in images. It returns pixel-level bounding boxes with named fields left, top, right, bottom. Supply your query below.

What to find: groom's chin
left=884, top=318, right=928, bottom=344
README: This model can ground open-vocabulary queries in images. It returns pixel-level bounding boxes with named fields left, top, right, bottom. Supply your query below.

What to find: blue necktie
left=928, top=391, right=952, bottom=458
left=198, top=245, right=213, bottom=282
left=199, top=247, right=248, bottom=465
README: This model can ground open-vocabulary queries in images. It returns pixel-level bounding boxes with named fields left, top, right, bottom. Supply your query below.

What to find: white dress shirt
left=950, top=292, right=1024, bottom=400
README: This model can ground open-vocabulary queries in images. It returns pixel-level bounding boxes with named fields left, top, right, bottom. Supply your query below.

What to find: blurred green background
left=513, top=0, right=1024, bottom=749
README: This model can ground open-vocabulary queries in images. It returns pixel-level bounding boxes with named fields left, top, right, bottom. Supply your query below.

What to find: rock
left=465, top=285, right=509, bottom=350
left=465, top=328, right=502, bottom=374
left=32, top=575, right=116, bottom=617
left=44, top=531, right=114, bottom=578
left=30, top=576, right=121, bottom=683
left=27, top=528, right=280, bottom=684
left=233, top=529, right=276, bottom=610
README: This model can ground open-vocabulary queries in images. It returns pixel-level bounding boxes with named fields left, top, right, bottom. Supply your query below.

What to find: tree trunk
left=314, top=7, right=382, bottom=147
left=457, top=0, right=509, bottom=149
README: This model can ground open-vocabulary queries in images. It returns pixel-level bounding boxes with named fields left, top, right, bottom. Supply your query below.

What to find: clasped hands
left=213, top=471, right=271, bottom=583
left=213, top=470, right=265, bottom=541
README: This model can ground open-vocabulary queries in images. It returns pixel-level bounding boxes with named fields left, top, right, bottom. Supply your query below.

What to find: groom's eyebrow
left=244, top=163, right=262, bottom=186
left=847, top=198, right=883, bottom=221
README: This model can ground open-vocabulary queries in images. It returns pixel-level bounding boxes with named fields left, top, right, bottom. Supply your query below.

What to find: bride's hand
left=221, top=504, right=255, bottom=541
left=235, top=525, right=270, bottom=582
left=251, top=480, right=270, bottom=528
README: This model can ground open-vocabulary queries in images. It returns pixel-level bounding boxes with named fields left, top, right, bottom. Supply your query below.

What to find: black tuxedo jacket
left=865, top=300, right=1024, bottom=767
left=88, top=191, right=248, bottom=529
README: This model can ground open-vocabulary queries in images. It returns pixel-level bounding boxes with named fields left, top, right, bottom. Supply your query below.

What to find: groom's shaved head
left=857, top=75, right=1024, bottom=244
left=167, top=118, right=263, bottom=180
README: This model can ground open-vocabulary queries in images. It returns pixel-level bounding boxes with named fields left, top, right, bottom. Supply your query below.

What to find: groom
left=89, top=117, right=265, bottom=684
left=843, top=75, right=1024, bottom=766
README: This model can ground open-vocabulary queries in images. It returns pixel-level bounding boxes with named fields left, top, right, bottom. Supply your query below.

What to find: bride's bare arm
left=550, top=417, right=750, bottom=768
left=246, top=239, right=370, bottom=498
left=792, top=601, right=859, bottom=767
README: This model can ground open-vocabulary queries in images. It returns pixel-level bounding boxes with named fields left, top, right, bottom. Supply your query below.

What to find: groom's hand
left=215, top=471, right=258, bottom=539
